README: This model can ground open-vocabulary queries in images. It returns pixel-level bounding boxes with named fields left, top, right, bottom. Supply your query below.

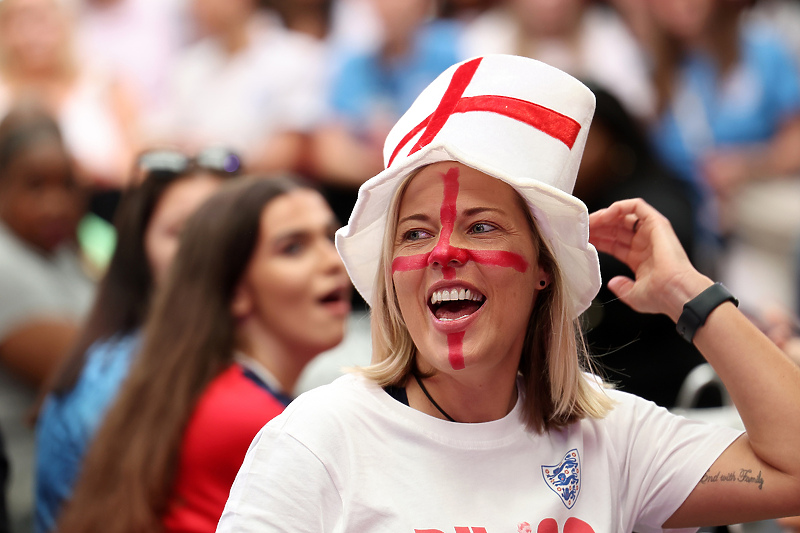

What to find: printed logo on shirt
left=541, top=448, right=581, bottom=509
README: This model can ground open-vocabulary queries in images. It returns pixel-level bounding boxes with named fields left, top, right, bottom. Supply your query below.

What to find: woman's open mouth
left=428, top=287, right=485, bottom=321
left=318, top=286, right=352, bottom=316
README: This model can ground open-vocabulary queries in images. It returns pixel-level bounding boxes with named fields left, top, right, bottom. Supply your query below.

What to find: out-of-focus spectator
left=437, top=0, right=497, bottom=21
left=0, top=104, right=93, bottom=389
left=310, top=0, right=464, bottom=226
left=35, top=148, right=241, bottom=533
left=0, top=103, right=94, bottom=533
left=756, top=305, right=800, bottom=367
left=748, top=0, right=800, bottom=70
left=461, top=0, right=655, bottom=120
left=158, top=0, right=327, bottom=175
left=269, top=0, right=334, bottom=39
left=56, top=177, right=350, bottom=533
left=72, top=0, right=188, bottom=140
left=627, top=0, right=800, bottom=271
left=576, top=84, right=707, bottom=408
left=0, top=0, right=141, bottom=188
left=267, top=0, right=380, bottom=54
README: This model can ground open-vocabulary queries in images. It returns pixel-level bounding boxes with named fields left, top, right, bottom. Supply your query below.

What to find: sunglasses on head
left=136, top=147, right=243, bottom=178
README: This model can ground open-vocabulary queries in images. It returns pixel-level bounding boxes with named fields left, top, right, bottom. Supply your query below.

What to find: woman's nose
left=321, top=239, right=346, bottom=273
left=427, top=240, right=468, bottom=269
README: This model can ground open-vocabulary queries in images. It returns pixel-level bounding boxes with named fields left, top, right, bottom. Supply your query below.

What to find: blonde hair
left=357, top=169, right=614, bottom=433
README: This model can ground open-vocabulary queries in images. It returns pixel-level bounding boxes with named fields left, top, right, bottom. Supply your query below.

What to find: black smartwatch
left=676, top=282, right=739, bottom=343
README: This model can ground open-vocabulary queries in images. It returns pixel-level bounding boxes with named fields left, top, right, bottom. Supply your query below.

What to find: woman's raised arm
left=589, top=198, right=800, bottom=526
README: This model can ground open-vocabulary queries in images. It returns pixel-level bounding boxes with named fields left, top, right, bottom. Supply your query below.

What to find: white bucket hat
left=335, top=54, right=601, bottom=318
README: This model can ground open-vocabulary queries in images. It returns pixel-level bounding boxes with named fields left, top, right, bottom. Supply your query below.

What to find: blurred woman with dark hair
left=0, top=103, right=91, bottom=531
left=56, top=177, right=350, bottom=533
left=0, top=103, right=92, bottom=389
left=35, top=148, right=241, bottom=533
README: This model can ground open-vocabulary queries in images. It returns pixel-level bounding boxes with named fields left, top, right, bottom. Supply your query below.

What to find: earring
left=539, top=280, right=547, bottom=288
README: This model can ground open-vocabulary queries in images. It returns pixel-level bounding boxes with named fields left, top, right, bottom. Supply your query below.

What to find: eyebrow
left=397, top=207, right=506, bottom=226
left=462, top=206, right=505, bottom=217
left=273, top=219, right=338, bottom=243
left=397, top=213, right=435, bottom=226
left=272, top=230, right=309, bottom=244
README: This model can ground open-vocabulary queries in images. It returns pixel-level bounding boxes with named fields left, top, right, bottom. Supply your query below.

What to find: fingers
left=589, top=198, right=656, bottom=227
left=588, top=200, right=648, bottom=260
left=606, top=275, right=635, bottom=300
left=589, top=198, right=664, bottom=244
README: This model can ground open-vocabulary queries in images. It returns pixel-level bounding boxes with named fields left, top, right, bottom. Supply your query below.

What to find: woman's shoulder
left=197, top=364, right=288, bottom=414
left=581, top=381, right=740, bottom=447
left=286, top=374, right=375, bottom=417
left=575, top=374, right=672, bottom=430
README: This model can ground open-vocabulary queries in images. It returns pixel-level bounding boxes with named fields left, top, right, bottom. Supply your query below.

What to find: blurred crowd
left=1, top=0, right=800, bottom=531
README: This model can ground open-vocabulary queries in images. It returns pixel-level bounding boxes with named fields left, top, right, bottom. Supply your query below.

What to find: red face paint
left=391, top=167, right=531, bottom=370
left=447, top=330, right=466, bottom=370
left=429, top=167, right=463, bottom=280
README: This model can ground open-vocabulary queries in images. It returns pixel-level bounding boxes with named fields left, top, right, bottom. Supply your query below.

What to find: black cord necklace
left=414, top=373, right=456, bottom=422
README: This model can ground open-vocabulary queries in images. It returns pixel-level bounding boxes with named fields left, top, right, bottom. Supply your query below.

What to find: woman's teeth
left=430, top=288, right=485, bottom=305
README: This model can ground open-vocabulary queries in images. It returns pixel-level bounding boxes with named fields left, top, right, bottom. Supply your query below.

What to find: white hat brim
left=335, top=140, right=601, bottom=318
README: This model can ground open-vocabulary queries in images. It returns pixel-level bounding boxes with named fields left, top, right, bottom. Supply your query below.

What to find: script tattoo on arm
left=700, top=468, right=765, bottom=490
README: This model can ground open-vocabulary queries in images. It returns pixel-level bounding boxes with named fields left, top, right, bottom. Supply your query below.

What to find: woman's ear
left=537, top=267, right=551, bottom=290
left=231, top=283, right=253, bottom=320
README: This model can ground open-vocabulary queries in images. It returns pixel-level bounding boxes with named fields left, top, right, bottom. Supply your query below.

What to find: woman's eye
left=281, top=242, right=304, bottom=255
left=470, top=222, right=496, bottom=234
left=404, top=229, right=433, bottom=242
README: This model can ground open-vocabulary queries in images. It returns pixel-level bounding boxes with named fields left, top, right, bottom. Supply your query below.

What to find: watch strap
left=676, top=282, right=739, bottom=343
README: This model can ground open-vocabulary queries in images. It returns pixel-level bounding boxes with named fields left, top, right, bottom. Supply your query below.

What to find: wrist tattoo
left=700, top=468, right=764, bottom=490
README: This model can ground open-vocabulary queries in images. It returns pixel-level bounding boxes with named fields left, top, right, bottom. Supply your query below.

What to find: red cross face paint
left=392, top=162, right=545, bottom=375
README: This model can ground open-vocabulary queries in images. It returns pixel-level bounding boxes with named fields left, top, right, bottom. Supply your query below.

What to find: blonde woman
left=218, top=55, right=800, bottom=531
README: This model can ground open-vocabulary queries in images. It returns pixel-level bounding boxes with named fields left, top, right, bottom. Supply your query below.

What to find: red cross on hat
left=388, top=57, right=583, bottom=167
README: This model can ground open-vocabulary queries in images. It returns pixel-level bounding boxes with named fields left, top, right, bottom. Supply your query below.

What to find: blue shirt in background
left=34, top=334, right=139, bottom=533
left=650, top=24, right=800, bottom=206
left=329, top=20, right=464, bottom=132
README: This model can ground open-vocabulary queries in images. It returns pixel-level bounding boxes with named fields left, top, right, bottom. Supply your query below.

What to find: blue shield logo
left=542, top=449, right=581, bottom=509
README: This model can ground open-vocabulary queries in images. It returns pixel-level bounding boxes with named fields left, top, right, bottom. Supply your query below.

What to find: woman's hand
left=588, top=198, right=712, bottom=322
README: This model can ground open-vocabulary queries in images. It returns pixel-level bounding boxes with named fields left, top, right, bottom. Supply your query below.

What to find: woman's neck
left=234, top=324, right=315, bottom=396
left=218, top=22, right=251, bottom=56
left=281, top=7, right=329, bottom=40
left=405, top=370, right=518, bottom=423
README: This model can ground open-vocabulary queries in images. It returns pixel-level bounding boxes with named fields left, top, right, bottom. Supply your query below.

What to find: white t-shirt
left=161, top=17, right=326, bottom=160
left=218, top=373, right=741, bottom=533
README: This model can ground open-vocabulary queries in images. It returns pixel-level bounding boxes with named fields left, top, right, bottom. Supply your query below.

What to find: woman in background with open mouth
left=56, top=176, right=351, bottom=533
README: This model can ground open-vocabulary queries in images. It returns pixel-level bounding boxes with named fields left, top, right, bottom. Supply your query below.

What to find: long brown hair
left=56, top=176, right=305, bottom=533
